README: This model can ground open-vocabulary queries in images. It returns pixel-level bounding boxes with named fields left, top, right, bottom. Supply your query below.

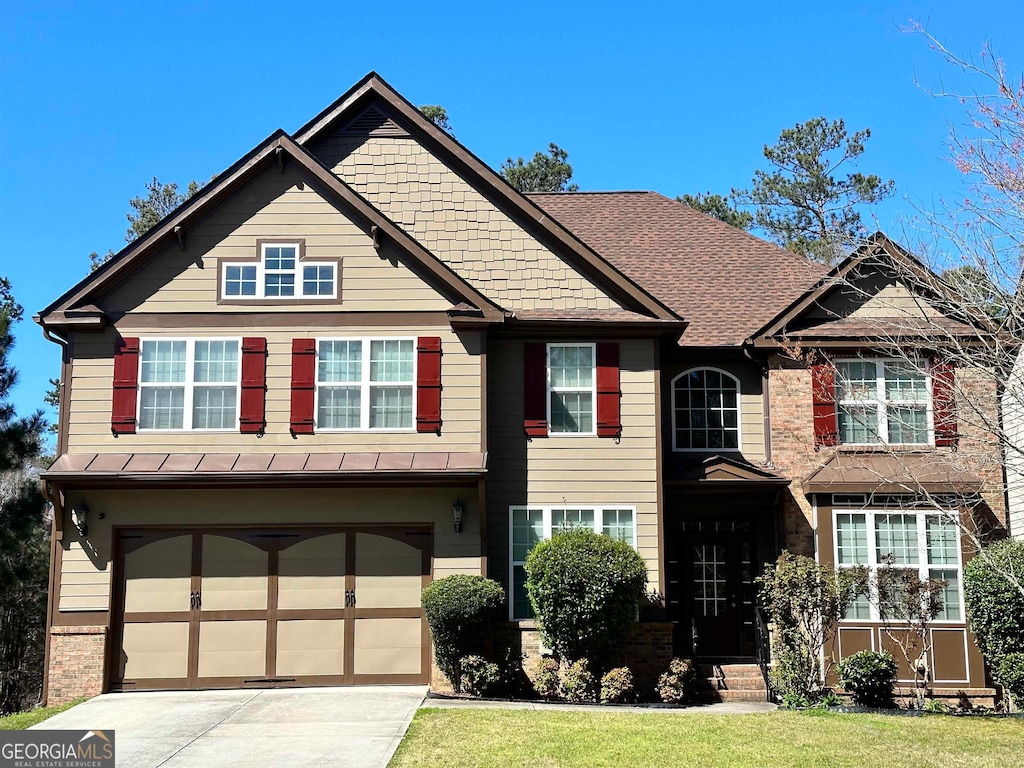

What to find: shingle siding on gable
left=312, top=134, right=621, bottom=312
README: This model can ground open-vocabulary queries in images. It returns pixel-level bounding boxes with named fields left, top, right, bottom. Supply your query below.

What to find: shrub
left=758, top=552, right=865, bottom=701
left=781, top=692, right=811, bottom=709
left=963, top=539, right=1024, bottom=708
left=600, top=667, right=635, bottom=704
left=815, top=690, right=842, bottom=708
left=837, top=651, right=897, bottom=708
left=657, top=658, right=697, bottom=705
left=421, top=574, right=505, bottom=693
left=995, top=653, right=1024, bottom=709
left=525, top=528, right=647, bottom=667
left=562, top=659, right=598, bottom=703
left=533, top=657, right=561, bottom=700
left=460, top=655, right=501, bottom=697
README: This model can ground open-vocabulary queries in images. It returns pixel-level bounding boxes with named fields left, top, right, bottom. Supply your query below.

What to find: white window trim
left=220, top=242, right=337, bottom=300
left=670, top=366, right=743, bottom=453
left=836, top=357, right=934, bottom=447
left=833, top=508, right=964, bottom=625
left=136, top=337, right=242, bottom=432
left=314, top=337, right=417, bottom=432
left=508, top=504, right=639, bottom=620
left=546, top=342, right=597, bottom=437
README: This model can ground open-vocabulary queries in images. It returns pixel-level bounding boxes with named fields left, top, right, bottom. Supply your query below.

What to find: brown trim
left=477, top=478, right=487, bottom=579
left=266, top=545, right=278, bottom=678
left=188, top=532, right=202, bottom=687
left=495, top=321, right=686, bottom=338
left=762, top=366, right=772, bottom=462
left=343, top=533, right=356, bottom=685
left=56, top=337, right=72, bottom=456
left=479, top=331, right=487, bottom=454
left=41, top=517, right=58, bottom=704
left=654, top=341, right=665, bottom=598
left=216, top=240, right=346, bottom=306
left=52, top=610, right=110, bottom=627
left=112, top=311, right=456, bottom=329
left=293, top=73, right=681, bottom=322
left=43, top=472, right=486, bottom=490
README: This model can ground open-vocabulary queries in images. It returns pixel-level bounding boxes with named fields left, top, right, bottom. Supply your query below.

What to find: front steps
left=697, top=663, right=770, bottom=703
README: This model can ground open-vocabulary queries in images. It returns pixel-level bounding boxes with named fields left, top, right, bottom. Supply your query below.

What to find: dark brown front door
left=109, top=526, right=431, bottom=691
left=687, top=536, right=755, bottom=658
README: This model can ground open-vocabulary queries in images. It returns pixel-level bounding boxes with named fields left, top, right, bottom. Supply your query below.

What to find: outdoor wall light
left=452, top=500, right=464, bottom=534
left=71, top=504, right=89, bottom=537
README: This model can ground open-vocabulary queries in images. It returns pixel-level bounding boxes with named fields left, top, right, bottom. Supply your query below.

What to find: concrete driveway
left=32, top=686, right=426, bottom=768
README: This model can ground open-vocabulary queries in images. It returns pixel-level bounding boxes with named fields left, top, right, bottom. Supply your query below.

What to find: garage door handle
left=345, top=589, right=356, bottom=608
left=190, top=592, right=202, bottom=611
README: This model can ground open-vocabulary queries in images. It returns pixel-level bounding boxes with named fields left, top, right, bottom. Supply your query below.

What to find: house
left=36, top=73, right=1005, bottom=706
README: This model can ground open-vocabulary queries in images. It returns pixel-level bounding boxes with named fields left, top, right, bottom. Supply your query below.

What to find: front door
left=110, top=526, right=430, bottom=691
left=686, top=536, right=755, bottom=658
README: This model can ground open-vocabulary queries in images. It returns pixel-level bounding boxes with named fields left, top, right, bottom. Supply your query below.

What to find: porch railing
left=754, top=606, right=775, bottom=703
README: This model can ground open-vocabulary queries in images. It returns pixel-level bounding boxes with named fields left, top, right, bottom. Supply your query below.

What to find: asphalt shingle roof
left=528, top=191, right=826, bottom=346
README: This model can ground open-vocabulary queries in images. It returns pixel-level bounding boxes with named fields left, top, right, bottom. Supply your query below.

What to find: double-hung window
left=509, top=506, right=637, bottom=619
left=316, top=338, right=415, bottom=430
left=836, top=359, right=931, bottom=445
left=221, top=241, right=337, bottom=300
left=833, top=509, right=962, bottom=622
left=548, top=343, right=596, bottom=434
left=138, top=339, right=240, bottom=430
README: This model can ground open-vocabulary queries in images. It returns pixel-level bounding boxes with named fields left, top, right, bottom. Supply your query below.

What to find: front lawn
left=389, top=708, right=1024, bottom=768
left=0, top=699, right=86, bottom=731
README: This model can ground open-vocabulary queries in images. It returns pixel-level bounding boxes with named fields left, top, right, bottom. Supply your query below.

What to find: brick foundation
left=431, top=621, right=675, bottom=697
left=47, top=626, right=107, bottom=706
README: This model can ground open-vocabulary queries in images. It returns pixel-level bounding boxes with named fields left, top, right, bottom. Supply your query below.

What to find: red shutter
left=239, top=337, right=267, bottom=434
left=290, top=339, right=316, bottom=435
left=810, top=360, right=838, bottom=448
left=111, top=336, right=140, bottom=435
left=416, top=337, right=442, bottom=434
left=524, top=342, right=548, bottom=437
left=596, top=342, right=621, bottom=438
left=931, top=356, right=959, bottom=448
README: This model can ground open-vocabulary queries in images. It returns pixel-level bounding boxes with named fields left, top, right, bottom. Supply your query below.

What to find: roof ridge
left=525, top=190, right=658, bottom=196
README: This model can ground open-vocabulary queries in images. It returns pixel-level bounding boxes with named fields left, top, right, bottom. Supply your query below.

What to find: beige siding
left=57, top=486, right=482, bottom=614
left=100, top=165, right=451, bottom=314
left=663, top=360, right=766, bottom=461
left=312, top=134, right=621, bottom=313
left=808, top=274, right=942, bottom=320
left=485, top=338, right=660, bottom=590
left=66, top=324, right=482, bottom=453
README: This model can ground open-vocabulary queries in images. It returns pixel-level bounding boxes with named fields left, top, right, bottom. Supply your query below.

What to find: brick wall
left=47, top=626, right=106, bottom=706
left=431, top=621, right=675, bottom=697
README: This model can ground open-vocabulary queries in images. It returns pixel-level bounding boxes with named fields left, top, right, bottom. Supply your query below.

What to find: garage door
left=110, top=526, right=431, bottom=691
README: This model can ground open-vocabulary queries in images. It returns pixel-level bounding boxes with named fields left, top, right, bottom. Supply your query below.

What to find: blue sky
left=1, top=0, right=1022, bottom=435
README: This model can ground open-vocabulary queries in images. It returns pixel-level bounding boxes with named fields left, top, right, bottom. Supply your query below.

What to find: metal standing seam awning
left=802, top=452, right=982, bottom=495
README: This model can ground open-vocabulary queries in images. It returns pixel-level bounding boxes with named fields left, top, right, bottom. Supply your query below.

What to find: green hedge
left=421, top=574, right=506, bottom=692
left=525, top=527, right=647, bottom=667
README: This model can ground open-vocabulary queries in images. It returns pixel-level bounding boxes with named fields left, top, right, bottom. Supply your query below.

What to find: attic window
left=219, top=240, right=340, bottom=303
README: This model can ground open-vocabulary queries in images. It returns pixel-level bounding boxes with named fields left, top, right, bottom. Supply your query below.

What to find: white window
left=548, top=343, right=596, bottom=435
left=833, top=509, right=963, bottom=622
left=221, top=242, right=337, bottom=300
left=138, top=339, right=240, bottom=431
left=316, top=338, right=415, bottom=430
left=672, top=368, right=742, bottom=451
left=509, top=505, right=637, bottom=619
left=836, top=359, right=932, bottom=445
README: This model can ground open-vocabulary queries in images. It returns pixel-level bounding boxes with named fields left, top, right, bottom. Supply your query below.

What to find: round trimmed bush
left=525, top=528, right=647, bottom=666
left=838, top=650, right=897, bottom=708
left=562, top=659, right=597, bottom=703
left=533, top=657, right=561, bottom=700
left=657, top=658, right=698, bottom=704
left=964, top=539, right=1024, bottom=707
left=600, top=666, right=635, bottom=704
left=460, top=655, right=501, bottom=697
left=421, top=574, right=505, bottom=692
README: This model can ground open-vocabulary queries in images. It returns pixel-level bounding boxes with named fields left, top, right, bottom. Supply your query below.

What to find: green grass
left=389, top=708, right=1024, bottom=768
left=0, top=699, right=86, bottom=731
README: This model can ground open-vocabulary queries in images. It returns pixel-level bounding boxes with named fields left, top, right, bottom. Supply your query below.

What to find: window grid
left=693, top=544, right=727, bottom=617
left=547, top=343, right=596, bottom=435
left=137, top=338, right=240, bottom=431
left=509, top=505, right=638, bottom=619
left=836, top=358, right=933, bottom=446
left=220, top=243, right=337, bottom=300
left=671, top=367, right=742, bottom=452
left=315, top=338, right=416, bottom=431
left=832, top=509, right=963, bottom=623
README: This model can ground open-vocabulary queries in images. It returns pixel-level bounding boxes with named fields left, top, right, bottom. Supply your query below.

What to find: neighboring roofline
left=37, top=132, right=506, bottom=325
left=747, top=231, right=999, bottom=345
left=293, top=72, right=682, bottom=322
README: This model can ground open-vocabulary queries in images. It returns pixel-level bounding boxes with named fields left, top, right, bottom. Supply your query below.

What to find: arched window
left=672, top=368, right=741, bottom=451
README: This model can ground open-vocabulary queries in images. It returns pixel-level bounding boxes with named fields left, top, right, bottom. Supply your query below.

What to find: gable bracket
left=173, top=225, right=185, bottom=251
left=371, top=224, right=381, bottom=250
left=275, top=145, right=285, bottom=172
